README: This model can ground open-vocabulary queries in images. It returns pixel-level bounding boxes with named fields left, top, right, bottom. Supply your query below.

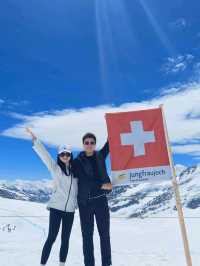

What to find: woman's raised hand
left=26, top=127, right=37, bottom=141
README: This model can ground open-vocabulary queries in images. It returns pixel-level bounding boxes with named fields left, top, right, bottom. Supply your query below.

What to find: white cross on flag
left=105, top=107, right=173, bottom=186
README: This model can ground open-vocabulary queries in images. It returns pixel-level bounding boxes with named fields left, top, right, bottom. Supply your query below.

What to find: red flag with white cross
left=105, top=107, right=173, bottom=186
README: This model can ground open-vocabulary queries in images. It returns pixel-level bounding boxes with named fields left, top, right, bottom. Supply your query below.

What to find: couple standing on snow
left=26, top=127, right=113, bottom=266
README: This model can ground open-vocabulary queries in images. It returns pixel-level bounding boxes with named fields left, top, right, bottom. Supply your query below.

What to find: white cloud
left=162, top=54, right=194, bottom=74
left=170, top=18, right=187, bottom=30
left=0, top=99, right=30, bottom=113
left=173, top=144, right=200, bottom=156
left=159, top=86, right=182, bottom=96
left=1, top=82, right=200, bottom=158
left=9, top=100, right=30, bottom=107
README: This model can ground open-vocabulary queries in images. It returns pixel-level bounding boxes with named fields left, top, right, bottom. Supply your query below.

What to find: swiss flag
left=106, top=107, right=172, bottom=185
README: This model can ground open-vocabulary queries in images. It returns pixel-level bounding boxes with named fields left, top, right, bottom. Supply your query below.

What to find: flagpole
left=159, top=104, right=192, bottom=266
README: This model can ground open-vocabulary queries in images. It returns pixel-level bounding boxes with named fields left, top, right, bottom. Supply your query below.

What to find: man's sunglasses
left=84, top=141, right=96, bottom=145
left=59, top=152, right=71, bottom=157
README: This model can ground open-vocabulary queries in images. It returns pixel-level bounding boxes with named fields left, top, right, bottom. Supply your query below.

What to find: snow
left=1, top=164, right=200, bottom=265
left=108, top=164, right=200, bottom=218
left=1, top=197, right=200, bottom=266
left=175, top=164, right=187, bottom=176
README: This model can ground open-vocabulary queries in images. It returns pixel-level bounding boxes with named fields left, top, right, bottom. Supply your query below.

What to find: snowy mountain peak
left=0, top=179, right=53, bottom=203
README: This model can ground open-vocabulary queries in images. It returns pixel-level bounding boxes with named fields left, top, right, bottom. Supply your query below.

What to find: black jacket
left=72, top=141, right=111, bottom=205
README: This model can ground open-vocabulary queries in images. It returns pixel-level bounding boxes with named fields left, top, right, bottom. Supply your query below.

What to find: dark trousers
left=41, top=208, right=74, bottom=265
left=79, top=196, right=112, bottom=266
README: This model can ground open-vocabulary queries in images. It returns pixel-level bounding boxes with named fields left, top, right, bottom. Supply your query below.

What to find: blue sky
left=0, top=0, right=200, bottom=180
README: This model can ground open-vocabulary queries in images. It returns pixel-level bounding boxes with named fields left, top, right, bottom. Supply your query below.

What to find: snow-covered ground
left=1, top=197, right=200, bottom=266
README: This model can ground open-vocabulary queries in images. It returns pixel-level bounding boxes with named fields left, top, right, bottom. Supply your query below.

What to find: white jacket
left=33, top=139, right=78, bottom=212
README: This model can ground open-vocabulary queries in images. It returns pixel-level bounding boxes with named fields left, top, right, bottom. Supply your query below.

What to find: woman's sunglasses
left=84, top=141, right=96, bottom=146
left=59, top=152, right=71, bottom=157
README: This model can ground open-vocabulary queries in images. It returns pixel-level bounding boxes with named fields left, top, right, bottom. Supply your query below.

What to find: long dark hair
left=57, top=153, right=73, bottom=176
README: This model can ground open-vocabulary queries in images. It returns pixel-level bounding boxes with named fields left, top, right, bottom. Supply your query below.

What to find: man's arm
left=100, top=140, right=110, bottom=158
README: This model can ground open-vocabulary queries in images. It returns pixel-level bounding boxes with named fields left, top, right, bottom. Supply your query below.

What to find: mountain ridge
left=1, top=164, right=200, bottom=217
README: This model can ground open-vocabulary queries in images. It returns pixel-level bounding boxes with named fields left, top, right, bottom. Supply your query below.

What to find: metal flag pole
left=159, top=104, right=193, bottom=266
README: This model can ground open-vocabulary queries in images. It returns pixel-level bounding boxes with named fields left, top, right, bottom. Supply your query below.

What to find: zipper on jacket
left=65, top=175, right=73, bottom=211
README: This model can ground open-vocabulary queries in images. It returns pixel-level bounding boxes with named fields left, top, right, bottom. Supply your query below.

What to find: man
left=73, top=132, right=112, bottom=266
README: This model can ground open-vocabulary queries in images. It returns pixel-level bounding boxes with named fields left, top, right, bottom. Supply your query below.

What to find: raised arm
left=100, top=138, right=112, bottom=191
left=100, top=139, right=110, bottom=158
left=26, top=128, right=58, bottom=174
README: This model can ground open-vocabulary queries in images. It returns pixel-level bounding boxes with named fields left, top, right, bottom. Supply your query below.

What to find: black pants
left=41, top=208, right=74, bottom=265
left=79, top=196, right=112, bottom=266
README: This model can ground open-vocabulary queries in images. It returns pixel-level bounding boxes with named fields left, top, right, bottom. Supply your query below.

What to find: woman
left=26, top=128, right=78, bottom=266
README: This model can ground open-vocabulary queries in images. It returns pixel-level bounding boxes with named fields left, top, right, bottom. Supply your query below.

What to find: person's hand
left=101, top=183, right=112, bottom=190
left=26, top=127, right=37, bottom=141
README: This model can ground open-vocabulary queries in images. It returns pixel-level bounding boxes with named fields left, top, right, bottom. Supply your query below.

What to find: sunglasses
left=59, top=152, right=71, bottom=157
left=84, top=141, right=96, bottom=146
